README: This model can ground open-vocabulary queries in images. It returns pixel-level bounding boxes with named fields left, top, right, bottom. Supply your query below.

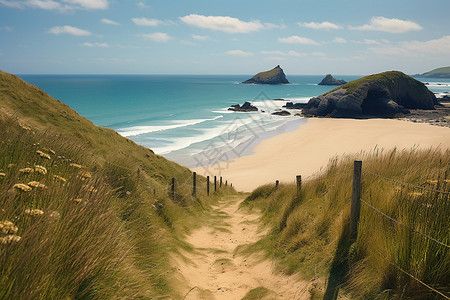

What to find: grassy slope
left=421, top=66, right=450, bottom=77
left=242, top=149, right=449, bottom=299
left=249, top=66, right=283, bottom=82
left=0, top=70, right=236, bottom=298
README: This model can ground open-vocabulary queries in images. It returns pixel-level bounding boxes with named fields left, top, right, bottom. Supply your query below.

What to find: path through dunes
left=173, top=195, right=311, bottom=299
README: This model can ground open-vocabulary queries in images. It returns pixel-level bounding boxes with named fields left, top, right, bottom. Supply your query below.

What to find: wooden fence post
left=171, top=177, right=175, bottom=200
left=276, top=180, right=279, bottom=188
left=296, top=175, right=302, bottom=196
left=220, top=176, right=222, bottom=187
left=214, top=176, right=217, bottom=192
left=350, top=161, right=362, bottom=240
left=207, top=176, right=210, bottom=196
left=153, top=188, right=156, bottom=197
left=225, top=180, right=228, bottom=187
left=192, top=172, right=196, bottom=196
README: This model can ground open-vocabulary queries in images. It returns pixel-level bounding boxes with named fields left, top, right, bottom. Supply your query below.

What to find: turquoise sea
left=18, top=74, right=449, bottom=167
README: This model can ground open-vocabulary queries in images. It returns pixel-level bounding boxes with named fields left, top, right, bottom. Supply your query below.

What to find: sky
left=0, top=0, right=449, bottom=75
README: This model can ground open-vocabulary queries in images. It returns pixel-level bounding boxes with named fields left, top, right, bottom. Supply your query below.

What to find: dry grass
left=242, top=148, right=449, bottom=299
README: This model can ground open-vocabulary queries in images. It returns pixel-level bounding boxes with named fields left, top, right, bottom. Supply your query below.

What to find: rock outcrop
left=272, top=110, right=291, bottom=116
left=318, top=74, right=347, bottom=85
left=302, top=71, right=437, bottom=118
left=242, top=65, right=289, bottom=85
left=228, top=101, right=258, bottom=112
left=283, top=102, right=308, bottom=109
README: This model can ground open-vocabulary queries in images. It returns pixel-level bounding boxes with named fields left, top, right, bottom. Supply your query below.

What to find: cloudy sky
left=0, top=0, right=449, bottom=75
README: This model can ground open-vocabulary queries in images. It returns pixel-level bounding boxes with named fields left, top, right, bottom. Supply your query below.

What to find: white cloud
left=192, top=34, right=208, bottom=40
left=180, top=14, right=264, bottom=33
left=298, top=21, right=341, bottom=30
left=370, top=35, right=450, bottom=55
left=140, top=32, right=171, bottom=42
left=49, top=25, right=91, bottom=36
left=263, top=23, right=286, bottom=29
left=278, top=35, right=319, bottom=45
left=132, top=17, right=164, bottom=27
left=333, top=37, right=347, bottom=43
left=0, top=0, right=108, bottom=10
left=101, top=18, right=119, bottom=25
left=261, top=50, right=305, bottom=57
left=63, top=0, right=108, bottom=10
left=82, top=42, right=109, bottom=47
left=350, top=16, right=422, bottom=33
left=136, top=1, right=149, bottom=9
left=226, top=50, right=253, bottom=56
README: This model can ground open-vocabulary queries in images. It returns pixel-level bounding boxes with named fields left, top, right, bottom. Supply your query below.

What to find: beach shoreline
left=192, top=117, right=450, bottom=192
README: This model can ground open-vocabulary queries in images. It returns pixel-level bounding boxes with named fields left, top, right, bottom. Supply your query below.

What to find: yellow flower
left=53, top=175, right=67, bottom=183
left=13, top=183, right=32, bottom=192
left=73, top=198, right=82, bottom=203
left=24, top=209, right=44, bottom=216
left=80, top=171, right=92, bottom=179
left=36, top=150, right=51, bottom=160
left=19, top=167, right=34, bottom=173
left=70, top=163, right=83, bottom=169
left=0, top=220, right=18, bottom=234
left=89, top=187, right=98, bottom=193
left=0, top=235, right=21, bottom=244
left=19, top=123, right=32, bottom=131
left=34, top=165, right=47, bottom=175
left=27, top=181, right=47, bottom=189
left=426, top=180, right=438, bottom=185
left=0, top=172, right=5, bottom=178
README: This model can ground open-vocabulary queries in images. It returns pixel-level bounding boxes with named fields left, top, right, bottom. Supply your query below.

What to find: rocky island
left=242, top=65, right=289, bottom=85
left=302, top=71, right=437, bottom=118
left=318, top=74, right=347, bottom=85
left=228, top=101, right=258, bottom=112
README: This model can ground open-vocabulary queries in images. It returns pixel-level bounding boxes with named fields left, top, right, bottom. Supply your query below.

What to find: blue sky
left=0, top=0, right=449, bottom=75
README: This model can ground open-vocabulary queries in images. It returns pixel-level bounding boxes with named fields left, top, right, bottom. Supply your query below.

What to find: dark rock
left=283, top=102, right=307, bottom=109
left=272, top=110, right=291, bottom=116
left=228, top=101, right=258, bottom=112
left=302, top=71, right=437, bottom=118
left=242, top=65, right=289, bottom=85
left=318, top=74, right=347, bottom=85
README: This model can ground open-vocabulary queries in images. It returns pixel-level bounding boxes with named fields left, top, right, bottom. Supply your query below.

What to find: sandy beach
left=193, top=118, right=450, bottom=192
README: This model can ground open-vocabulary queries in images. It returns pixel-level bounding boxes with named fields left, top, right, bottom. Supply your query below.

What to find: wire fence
left=353, top=164, right=449, bottom=298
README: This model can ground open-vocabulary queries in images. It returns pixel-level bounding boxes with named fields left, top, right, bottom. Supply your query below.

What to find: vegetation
left=242, top=148, right=449, bottom=299
left=420, top=66, right=450, bottom=78
left=325, top=71, right=427, bottom=95
left=0, top=70, right=236, bottom=298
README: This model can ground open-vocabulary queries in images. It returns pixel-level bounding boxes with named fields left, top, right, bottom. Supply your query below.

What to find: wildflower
left=73, top=198, right=82, bottom=203
left=19, top=123, right=32, bottom=131
left=70, top=163, right=83, bottom=169
left=53, top=175, right=67, bottom=183
left=0, top=235, right=21, bottom=244
left=0, top=172, right=5, bottom=178
left=13, top=183, right=32, bottom=192
left=34, top=165, right=47, bottom=175
left=25, top=209, right=44, bottom=216
left=0, top=220, right=18, bottom=234
left=28, top=181, right=47, bottom=189
left=19, top=167, right=34, bottom=173
left=36, top=150, right=51, bottom=160
left=426, top=180, right=438, bottom=185
left=89, top=187, right=98, bottom=193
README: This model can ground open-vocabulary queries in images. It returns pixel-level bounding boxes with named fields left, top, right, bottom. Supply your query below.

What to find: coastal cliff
left=242, top=65, right=289, bottom=84
left=302, top=71, right=437, bottom=118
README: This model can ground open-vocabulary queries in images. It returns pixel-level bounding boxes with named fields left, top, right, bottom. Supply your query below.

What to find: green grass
left=421, top=66, right=450, bottom=78
left=241, top=286, right=272, bottom=300
left=0, top=70, right=237, bottom=298
left=242, top=148, right=449, bottom=299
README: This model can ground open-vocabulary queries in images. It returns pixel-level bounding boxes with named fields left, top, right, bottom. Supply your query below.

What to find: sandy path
left=173, top=195, right=310, bottom=300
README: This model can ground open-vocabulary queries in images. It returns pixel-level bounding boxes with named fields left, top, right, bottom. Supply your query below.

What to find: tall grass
left=0, top=117, right=235, bottom=298
left=242, top=148, right=449, bottom=299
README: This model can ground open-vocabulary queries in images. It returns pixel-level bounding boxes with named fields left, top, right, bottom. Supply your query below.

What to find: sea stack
left=318, top=74, right=347, bottom=85
left=242, top=65, right=289, bottom=85
left=302, top=71, right=437, bottom=118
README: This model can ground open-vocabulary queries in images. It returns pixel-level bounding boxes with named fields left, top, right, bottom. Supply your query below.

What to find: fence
left=276, top=161, right=449, bottom=299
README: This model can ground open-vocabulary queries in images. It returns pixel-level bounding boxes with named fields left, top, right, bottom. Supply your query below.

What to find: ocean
left=18, top=74, right=449, bottom=167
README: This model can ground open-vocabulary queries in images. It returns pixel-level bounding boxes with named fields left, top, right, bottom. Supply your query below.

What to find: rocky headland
left=318, top=74, right=347, bottom=85
left=302, top=71, right=437, bottom=118
left=416, top=66, right=450, bottom=78
left=242, top=65, right=289, bottom=85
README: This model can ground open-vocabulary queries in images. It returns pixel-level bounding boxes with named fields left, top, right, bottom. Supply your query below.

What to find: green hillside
left=242, top=149, right=449, bottom=299
left=420, top=66, right=450, bottom=78
left=0, top=70, right=236, bottom=298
